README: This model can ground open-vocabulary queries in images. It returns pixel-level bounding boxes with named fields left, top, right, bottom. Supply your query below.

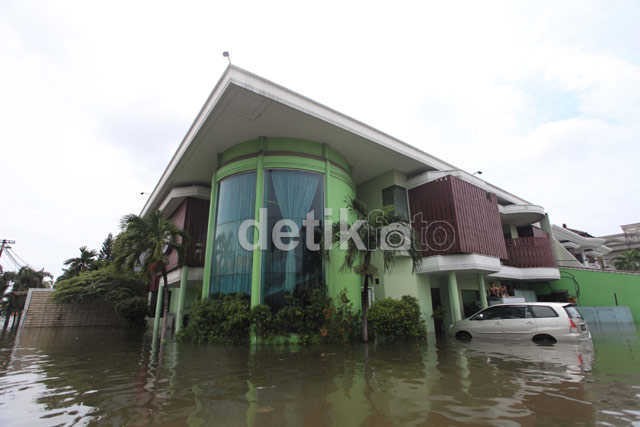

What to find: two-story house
left=143, top=66, right=561, bottom=336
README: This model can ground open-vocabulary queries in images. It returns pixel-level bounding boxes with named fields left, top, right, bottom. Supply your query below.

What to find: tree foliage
left=1, top=266, right=52, bottom=293
left=1, top=267, right=52, bottom=315
left=113, top=211, right=186, bottom=339
left=614, top=249, right=640, bottom=272
left=59, top=246, right=98, bottom=280
left=113, top=211, right=186, bottom=277
left=98, top=233, right=114, bottom=265
left=53, top=266, right=148, bottom=324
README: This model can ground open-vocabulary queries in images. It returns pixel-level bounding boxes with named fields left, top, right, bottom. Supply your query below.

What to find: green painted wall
left=380, top=256, right=435, bottom=334
left=356, top=170, right=406, bottom=211
left=219, top=138, right=351, bottom=175
left=203, top=138, right=361, bottom=310
left=549, top=268, right=640, bottom=323
left=325, top=169, right=362, bottom=312
left=354, top=170, right=438, bottom=332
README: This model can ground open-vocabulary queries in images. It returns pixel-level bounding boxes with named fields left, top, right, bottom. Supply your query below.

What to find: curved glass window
left=262, top=170, right=324, bottom=309
left=210, top=172, right=256, bottom=296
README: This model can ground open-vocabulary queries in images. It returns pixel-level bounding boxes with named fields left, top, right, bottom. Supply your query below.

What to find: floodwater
left=0, top=327, right=639, bottom=426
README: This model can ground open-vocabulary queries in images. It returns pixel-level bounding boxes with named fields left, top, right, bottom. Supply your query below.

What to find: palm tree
left=114, top=211, right=186, bottom=343
left=62, top=246, right=97, bottom=278
left=98, top=233, right=114, bottom=264
left=331, top=199, right=422, bottom=342
left=614, top=249, right=640, bottom=271
left=0, top=271, right=16, bottom=295
left=1, top=267, right=52, bottom=293
left=15, top=267, right=52, bottom=291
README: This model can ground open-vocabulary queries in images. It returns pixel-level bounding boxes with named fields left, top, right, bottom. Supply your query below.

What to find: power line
left=3, top=248, right=22, bottom=270
left=7, top=247, right=30, bottom=268
left=0, top=239, right=16, bottom=273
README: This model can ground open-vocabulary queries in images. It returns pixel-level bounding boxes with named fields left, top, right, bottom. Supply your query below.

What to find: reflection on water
left=0, top=327, right=639, bottom=426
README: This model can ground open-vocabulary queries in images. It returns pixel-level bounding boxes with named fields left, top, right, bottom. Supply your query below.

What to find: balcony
left=499, top=204, right=546, bottom=226
left=504, top=235, right=556, bottom=268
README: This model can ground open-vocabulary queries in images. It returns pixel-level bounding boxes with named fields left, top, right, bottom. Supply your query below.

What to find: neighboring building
left=143, top=66, right=563, bottom=336
left=552, top=224, right=611, bottom=269
left=546, top=223, right=640, bottom=324
left=552, top=222, right=640, bottom=271
left=600, top=222, right=640, bottom=268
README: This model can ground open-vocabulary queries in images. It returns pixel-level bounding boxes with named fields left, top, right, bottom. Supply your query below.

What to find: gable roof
left=142, top=65, right=526, bottom=215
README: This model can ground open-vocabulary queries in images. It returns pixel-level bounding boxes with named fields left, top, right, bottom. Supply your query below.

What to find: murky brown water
left=0, top=326, right=639, bottom=426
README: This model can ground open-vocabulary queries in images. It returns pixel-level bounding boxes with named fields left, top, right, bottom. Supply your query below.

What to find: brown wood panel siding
left=504, top=235, right=556, bottom=268
left=409, top=176, right=507, bottom=258
left=164, top=197, right=209, bottom=272
left=166, top=200, right=188, bottom=271
left=409, top=178, right=460, bottom=255
left=450, top=177, right=508, bottom=259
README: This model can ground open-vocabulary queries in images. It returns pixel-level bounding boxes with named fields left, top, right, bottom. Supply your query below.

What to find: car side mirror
left=475, top=313, right=484, bottom=320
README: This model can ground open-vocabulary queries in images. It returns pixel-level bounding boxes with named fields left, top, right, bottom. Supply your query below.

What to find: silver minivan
left=452, top=302, right=591, bottom=345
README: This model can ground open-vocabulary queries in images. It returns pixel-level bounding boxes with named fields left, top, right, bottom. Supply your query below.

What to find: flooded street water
left=1, top=327, right=639, bottom=426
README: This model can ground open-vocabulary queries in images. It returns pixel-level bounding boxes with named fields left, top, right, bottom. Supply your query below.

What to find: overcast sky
left=1, top=1, right=639, bottom=277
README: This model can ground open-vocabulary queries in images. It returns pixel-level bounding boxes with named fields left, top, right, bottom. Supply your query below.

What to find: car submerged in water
left=452, top=302, right=591, bottom=345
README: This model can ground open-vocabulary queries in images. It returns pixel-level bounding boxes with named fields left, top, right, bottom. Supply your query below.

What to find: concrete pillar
left=175, top=266, right=189, bottom=334
left=478, top=274, right=488, bottom=309
left=540, top=213, right=552, bottom=234
left=152, top=282, right=164, bottom=347
left=418, top=274, right=435, bottom=337
left=447, top=271, right=462, bottom=323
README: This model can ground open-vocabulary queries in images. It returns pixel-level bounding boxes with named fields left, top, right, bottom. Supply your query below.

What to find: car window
left=472, top=305, right=525, bottom=320
left=529, top=305, right=559, bottom=318
left=500, top=305, right=526, bottom=319
left=564, top=305, right=582, bottom=319
left=472, top=306, right=499, bottom=320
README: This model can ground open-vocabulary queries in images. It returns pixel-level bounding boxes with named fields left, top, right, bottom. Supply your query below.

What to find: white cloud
left=1, top=0, right=639, bottom=275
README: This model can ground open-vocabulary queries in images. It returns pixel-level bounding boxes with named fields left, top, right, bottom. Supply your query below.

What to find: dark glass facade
left=262, top=170, right=324, bottom=309
left=210, top=172, right=256, bottom=296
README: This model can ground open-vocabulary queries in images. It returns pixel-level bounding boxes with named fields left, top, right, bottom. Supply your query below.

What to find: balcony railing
left=504, top=236, right=556, bottom=268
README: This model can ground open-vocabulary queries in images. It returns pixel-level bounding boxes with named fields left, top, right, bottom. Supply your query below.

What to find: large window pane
left=262, top=170, right=324, bottom=309
left=382, top=185, right=409, bottom=220
left=210, top=172, right=256, bottom=296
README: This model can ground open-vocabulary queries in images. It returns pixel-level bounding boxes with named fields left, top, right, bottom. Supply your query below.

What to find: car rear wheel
left=455, top=331, right=472, bottom=342
left=532, top=334, right=557, bottom=346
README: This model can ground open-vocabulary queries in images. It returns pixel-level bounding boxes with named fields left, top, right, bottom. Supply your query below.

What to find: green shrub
left=53, top=266, right=147, bottom=325
left=250, top=304, right=275, bottom=337
left=249, top=288, right=331, bottom=343
left=368, top=295, right=426, bottom=342
left=181, top=288, right=362, bottom=345
left=178, top=294, right=250, bottom=344
left=322, top=289, right=360, bottom=344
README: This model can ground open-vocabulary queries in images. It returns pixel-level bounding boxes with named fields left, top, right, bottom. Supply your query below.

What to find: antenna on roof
left=223, top=51, right=231, bottom=65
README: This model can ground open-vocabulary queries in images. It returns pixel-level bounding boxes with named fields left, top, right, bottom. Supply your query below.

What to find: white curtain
left=270, top=171, right=320, bottom=293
